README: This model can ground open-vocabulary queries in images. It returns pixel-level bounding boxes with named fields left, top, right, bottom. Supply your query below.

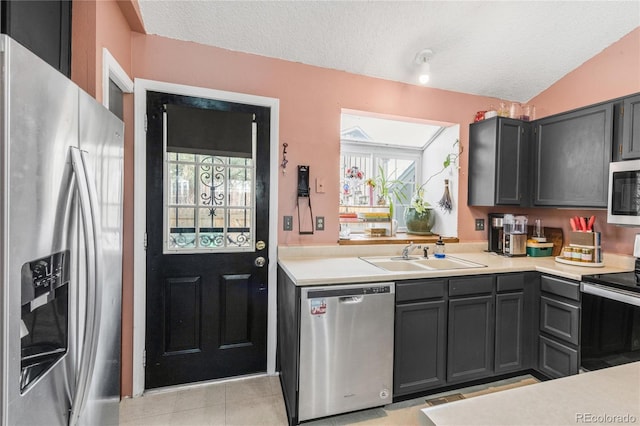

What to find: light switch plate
left=316, top=178, right=325, bottom=193
left=283, top=216, right=293, bottom=231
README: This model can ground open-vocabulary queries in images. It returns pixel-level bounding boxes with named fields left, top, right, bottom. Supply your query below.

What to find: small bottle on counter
left=581, top=248, right=593, bottom=263
left=434, top=237, right=445, bottom=258
left=563, top=246, right=574, bottom=260
left=571, top=248, right=582, bottom=262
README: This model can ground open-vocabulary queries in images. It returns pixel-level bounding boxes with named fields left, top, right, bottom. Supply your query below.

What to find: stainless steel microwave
left=608, top=159, right=640, bottom=226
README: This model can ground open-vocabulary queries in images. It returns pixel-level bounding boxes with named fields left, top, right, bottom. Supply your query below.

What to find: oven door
left=607, top=160, right=640, bottom=226
left=580, top=282, right=640, bottom=371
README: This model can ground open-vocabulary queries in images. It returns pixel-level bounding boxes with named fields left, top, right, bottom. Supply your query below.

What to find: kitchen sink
left=362, top=260, right=428, bottom=272
left=361, top=255, right=486, bottom=272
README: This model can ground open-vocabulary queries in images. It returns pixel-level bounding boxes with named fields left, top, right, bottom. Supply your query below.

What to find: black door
left=144, top=91, right=270, bottom=389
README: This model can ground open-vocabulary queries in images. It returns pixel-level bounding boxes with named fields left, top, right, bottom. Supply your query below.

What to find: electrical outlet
left=316, top=216, right=325, bottom=231
left=475, top=218, right=485, bottom=231
left=283, top=216, right=293, bottom=231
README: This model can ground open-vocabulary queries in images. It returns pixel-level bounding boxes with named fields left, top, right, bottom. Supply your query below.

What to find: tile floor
left=120, top=374, right=538, bottom=426
left=119, top=375, right=287, bottom=426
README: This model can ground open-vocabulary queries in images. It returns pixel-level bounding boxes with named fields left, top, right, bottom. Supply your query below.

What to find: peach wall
left=71, top=1, right=96, bottom=95
left=494, top=26, right=640, bottom=256
left=94, top=3, right=137, bottom=399
left=95, top=0, right=134, bottom=101
left=131, top=34, right=499, bottom=247
left=71, top=0, right=137, bottom=397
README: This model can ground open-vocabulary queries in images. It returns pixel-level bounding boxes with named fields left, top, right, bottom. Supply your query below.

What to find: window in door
left=162, top=104, right=256, bottom=253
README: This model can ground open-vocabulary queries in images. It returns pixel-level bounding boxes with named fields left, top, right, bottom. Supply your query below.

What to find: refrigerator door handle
left=68, top=147, right=104, bottom=426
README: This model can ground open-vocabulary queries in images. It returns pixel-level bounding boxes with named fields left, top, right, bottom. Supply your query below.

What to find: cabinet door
left=621, top=94, right=640, bottom=159
left=447, top=295, right=494, bottom=382
left=394, top=300, right=447, bottom=396
left=468, top=118, right=498, bottom=206
left=495, top=292, right=524, bottom=374
left=539, top=335, right=578, bottom=379
left=533, top=103, right=613, bottom=207
left=468, top=118, right=529, bottom=207
left=1, top=1, right=71, bottom=77
left=496, top=120, right=529, bottom=205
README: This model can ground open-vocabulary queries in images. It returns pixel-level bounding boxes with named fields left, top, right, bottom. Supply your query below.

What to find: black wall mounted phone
left=297, top=165, right=313, bottom=234
left=298, top=165, right=310, bottom=197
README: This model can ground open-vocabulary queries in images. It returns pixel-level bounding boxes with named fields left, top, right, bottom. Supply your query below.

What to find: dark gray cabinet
left=447, top=276, right=495, bottom=382
left=539, top=335, right=579, bottom=378
left=1, top=1, right=71, bottom=77
left=394, top=279, right=447, bottom=396
left=277, top=267, right=301, bottom=424
left=468, top=117, right=530, bottom=206
left=621, top=94, right=640, bottom=159
left=538, top=275, right=581, bottom=379
left=540, top=295, right=580, bottom=345
left=394, top=299, right=447, bottom=395
left=495, top=291, right=524, bottom=373
left=533, top=103, right=613, bottom=207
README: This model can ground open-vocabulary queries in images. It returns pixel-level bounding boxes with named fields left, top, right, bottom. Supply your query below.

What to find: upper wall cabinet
left=620, top=94, right=640, bottom=160
left=1, top=0, right=71, bottom=77
left=468, top=117, right=530, bottom=207
left=533, top=103, right=613, bottom=208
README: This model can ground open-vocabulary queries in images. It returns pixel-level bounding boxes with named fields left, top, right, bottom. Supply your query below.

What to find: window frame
left=340, top=140, right=422, bottom=229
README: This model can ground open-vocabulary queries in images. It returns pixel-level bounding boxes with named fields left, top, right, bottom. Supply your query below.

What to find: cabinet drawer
left=449, top=275, right=494, bottom=297
left=396, top=279, right=446, bottom=302
left=541, top=275, right=580, bottom=301
left=540, top=295, right=580, bottom=345
left=538, top=335, right=578, bottom=379
left=496, top=273, right=525, bottom=293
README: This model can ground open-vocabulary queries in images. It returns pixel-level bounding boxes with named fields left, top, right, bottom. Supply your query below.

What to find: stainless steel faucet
left=401, top=242, right=421, bottom=259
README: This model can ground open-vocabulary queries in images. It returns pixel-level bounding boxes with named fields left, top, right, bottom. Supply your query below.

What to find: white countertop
left=420, top=362, right=640, bottom=425
left=278, top=244, right=634, bottom=286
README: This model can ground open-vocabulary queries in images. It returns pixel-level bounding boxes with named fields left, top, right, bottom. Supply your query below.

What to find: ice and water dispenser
left=20, top=250, right=69, bottom=392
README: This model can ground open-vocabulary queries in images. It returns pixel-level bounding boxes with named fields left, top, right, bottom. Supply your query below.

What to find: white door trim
left=102, top=48, right=134, bottom=109
left=133, top=79, right=279, bottom=396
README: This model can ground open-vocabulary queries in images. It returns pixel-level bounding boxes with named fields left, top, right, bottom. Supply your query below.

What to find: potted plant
left=366, top=165, right=406, bottom=217
left=405, top=139, right=460, bottom=235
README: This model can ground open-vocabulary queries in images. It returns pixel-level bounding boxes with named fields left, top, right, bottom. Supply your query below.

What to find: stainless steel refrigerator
left=0, top=35, right=123, bottom=425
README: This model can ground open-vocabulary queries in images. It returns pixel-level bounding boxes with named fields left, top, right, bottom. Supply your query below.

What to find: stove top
left=581, top=271, right=640, bottom=294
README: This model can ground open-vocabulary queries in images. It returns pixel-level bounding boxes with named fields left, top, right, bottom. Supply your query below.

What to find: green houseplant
left=365, top=165, right=407, bottom=218
left=405, top=139, right=460, bottom=234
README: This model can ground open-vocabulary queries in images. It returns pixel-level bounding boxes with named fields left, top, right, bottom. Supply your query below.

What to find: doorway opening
left=133, top=80, right=279, bottom=396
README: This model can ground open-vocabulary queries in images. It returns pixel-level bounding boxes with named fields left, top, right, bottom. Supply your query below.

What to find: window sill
left=338, top=232, right=459, bottom=245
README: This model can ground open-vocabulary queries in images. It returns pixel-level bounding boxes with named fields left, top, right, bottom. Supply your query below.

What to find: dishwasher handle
left=339, top=296, right=363, bottom=304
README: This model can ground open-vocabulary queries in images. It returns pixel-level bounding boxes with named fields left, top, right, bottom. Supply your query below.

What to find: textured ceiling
left=138, top=1, right=640, bottom=103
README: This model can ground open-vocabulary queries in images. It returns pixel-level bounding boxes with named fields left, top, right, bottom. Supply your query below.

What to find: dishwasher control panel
left=363, top=286, right=391, bottom=294
left=307, top=283, right=394, bottom=299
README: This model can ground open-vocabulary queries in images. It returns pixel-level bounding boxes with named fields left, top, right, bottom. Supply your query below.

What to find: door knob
left=254, top=256, right=266, bottom=267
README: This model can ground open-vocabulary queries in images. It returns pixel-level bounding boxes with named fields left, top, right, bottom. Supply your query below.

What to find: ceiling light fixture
left=415, top=48, right=434, bottom=85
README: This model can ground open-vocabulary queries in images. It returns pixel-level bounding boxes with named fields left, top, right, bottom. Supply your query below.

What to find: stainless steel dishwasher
left=298, top=282, right=395, bottom=422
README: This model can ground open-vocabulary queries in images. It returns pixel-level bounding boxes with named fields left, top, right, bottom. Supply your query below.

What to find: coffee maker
left=488, top=213, right=504, bottom=253
left=503, top=214, right=528, bottom=257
